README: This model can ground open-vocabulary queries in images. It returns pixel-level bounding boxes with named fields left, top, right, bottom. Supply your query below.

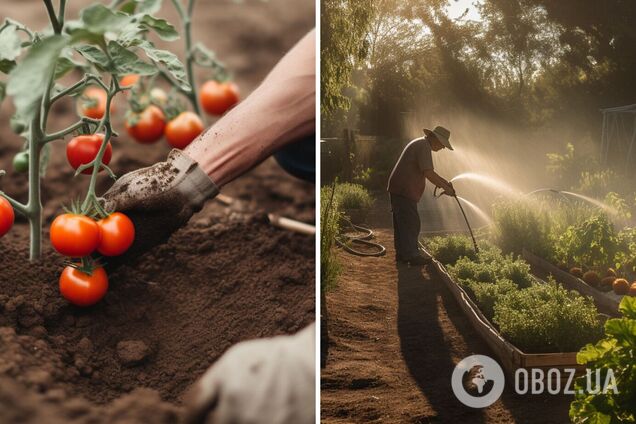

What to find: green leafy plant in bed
left=570, top=296, right=636, bottom=423
left=493, top=280, right=603, bottom=353
left=425, top=234, right=477, bottom=265
left=554, top=214, right=619, bottom=271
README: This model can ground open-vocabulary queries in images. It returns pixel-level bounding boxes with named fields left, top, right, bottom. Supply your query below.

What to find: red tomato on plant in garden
left=200, top=80, right=239, bottom=116
left=59, top=266, right=108, bottom=307
left=120, top=74, right=140, bottom=87
left=0, top=197, right=15, bottom=238
left=78, top=87, right=113, bottom=120
left=66, top=134, right=112, bottom=175
left=50, top=214, right=100, bottom=257
left=126, top=105, right=166, bottom=144
left=97, top=212, right=135, bottom=256
left=165, top=111, right=204, bottom=149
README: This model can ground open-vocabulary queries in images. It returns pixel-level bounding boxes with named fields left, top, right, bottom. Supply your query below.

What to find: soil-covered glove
left=184, top=323, right=315, bottom=424
left=102, top=149, right=218, bottom=266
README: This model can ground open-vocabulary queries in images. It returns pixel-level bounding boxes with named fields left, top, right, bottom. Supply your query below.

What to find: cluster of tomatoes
left=51, top=212, right=135, bottom=307
left=78, top=75, right=239, bottom=150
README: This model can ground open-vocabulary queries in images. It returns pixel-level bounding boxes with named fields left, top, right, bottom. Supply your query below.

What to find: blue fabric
left=274, top=133, right=315, bottom=182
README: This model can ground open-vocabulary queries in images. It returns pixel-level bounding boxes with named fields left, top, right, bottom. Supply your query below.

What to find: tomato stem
left=170, top=0, right=202, bottom=116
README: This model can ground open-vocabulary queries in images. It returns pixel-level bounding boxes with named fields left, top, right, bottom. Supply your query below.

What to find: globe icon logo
left=452, top=355, right=505, bottom=408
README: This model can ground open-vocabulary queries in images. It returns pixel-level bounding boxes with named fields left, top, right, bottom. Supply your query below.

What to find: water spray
left=433, top=186, right=479, bottom=254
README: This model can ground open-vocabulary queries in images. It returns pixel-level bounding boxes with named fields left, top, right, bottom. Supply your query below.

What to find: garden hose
left=335, top=217, right=386, bottom=257
left=433, top=186, right=479, bottom=254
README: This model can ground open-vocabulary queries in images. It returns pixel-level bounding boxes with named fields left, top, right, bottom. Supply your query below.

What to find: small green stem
left=43, top=0, right=61, bottom=34
left=0, top=191, right=27, bottom=216
left=57, top=0, right=66, bottom=30
left=27, top=110, right=44, bottom=261
left=171, top=0, right=201, bottom=115
left=42, top=118, right=95, bottom=143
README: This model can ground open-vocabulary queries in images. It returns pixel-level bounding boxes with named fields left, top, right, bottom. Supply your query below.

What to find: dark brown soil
left=321, top=230, right=571, bottom=424
left=0, top=0, right=314, bottom=421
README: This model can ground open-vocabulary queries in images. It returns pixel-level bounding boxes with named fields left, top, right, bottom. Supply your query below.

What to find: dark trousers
left=390, top=193, right=421, bottom=260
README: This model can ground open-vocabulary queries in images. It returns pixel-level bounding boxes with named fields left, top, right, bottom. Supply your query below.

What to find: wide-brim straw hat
left=424, top=126, right=453, bottom=150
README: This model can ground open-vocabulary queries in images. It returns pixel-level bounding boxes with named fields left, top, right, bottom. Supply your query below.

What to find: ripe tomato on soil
left=0, top=197, right=15, bottom=238
left=66, top=134, right=112, bottom=175
left=126, top=105, right=166, bottom=144
left=50, top=214, right=100, bottom=257
left=59, top=266, right=108, bottom=307
left=165, top=111, right=204, bottom=149
left=613, top=278, right=630, bottom=295
left=97, top=212, right=135, bottom=256
left=78, top=87, right=113, bottom=120
left=200, top=80, right=239, bottom=116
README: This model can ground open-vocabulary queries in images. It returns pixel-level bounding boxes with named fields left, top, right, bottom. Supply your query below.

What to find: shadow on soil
left=397, top=263, right=486, bottom=423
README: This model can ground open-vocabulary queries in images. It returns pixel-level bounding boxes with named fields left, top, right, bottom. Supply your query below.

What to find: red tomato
left=66, top=134, right=112, bottom=175
left=50, top=214, right=100, bottom=257
left=59, top=266, right=108, bottom=307
left=126, top=105, right=166, bottom=144
left=0, top=197, right=14, bottom=238
left=199, top=80, right=239, bottom=116
left=79, top=87, right=114, bottom=120
left=97, top=212, right=135, bottom=256
left=120, top=74, right=140, bottom=87
left=165, top=111, right=204, bottom=149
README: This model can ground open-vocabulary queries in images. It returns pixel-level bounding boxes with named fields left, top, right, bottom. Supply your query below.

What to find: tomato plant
left=50, top=213, right=100, bottom=257
left=66, top=134, right=112, bottom=175
left=200, top=80, right=239, bottom=116
left=165, top=111, right=203, bottom=149
left=12, top=151, right=28, bottom=173
left=0, top=196, right=14, bottom=238
left=59, top=265, right=108, bottom=307
left=97, top=212, right=135, bottom=256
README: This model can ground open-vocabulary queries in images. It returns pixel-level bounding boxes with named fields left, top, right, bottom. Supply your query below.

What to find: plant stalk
left=171, top=0, right=201, bottom=115
left=28, top=110, right=44, bottom=261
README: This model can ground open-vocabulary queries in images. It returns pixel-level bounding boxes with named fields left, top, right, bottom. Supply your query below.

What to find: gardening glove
left=102, top=149, right=218, bottom=267
left=184, top=323, right=315, bottom=424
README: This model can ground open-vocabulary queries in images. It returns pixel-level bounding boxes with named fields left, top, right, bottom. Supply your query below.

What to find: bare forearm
left=425, top=171, right=451, bottom=190
left=186, top=30, right=315, bottom=187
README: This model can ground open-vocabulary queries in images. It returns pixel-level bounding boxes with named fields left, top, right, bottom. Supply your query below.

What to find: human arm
left=186, top=29, right=315, bottom=186
left=424, top=169, right=455, bottom=196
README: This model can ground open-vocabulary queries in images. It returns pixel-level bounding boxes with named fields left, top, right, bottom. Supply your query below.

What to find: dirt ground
left=0, top=0, right=315, bottom=422
left=321, top=229, right=572, bottom=424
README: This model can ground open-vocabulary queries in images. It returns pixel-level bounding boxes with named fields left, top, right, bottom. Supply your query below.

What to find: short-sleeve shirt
left=387, top=137, right=434, bottom=202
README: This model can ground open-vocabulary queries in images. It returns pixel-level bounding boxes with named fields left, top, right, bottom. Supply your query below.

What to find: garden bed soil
left=0, top=0, right=315, bottom=421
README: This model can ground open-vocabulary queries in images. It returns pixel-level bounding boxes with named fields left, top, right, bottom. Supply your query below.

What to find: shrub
left=426, top=235, right=477, bottom=265
left=570, top=297, right=636, bottom=424
left=555, top=214, right=619, bottom=271
left=500, top=260, right=534, bottom=289
left=465, top=279, right=517, bottom=320
left=492, top=199, right=553, bottom=260
left=493, top=280, right=603, bottom=353
left=334, top=183, right=373, bottom=210
left=320, top=185, right=342, bottom=291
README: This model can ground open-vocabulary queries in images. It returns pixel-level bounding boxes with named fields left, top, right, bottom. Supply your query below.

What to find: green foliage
left=320, top=184, right=342, bottom=291
left=576, top=170, right=621, bottom=198
left=493, top=280, right=603, bottom=353
left=616, top=227, right=636, bottom=275
left=555, top=214, right=619, bottom=271
left=492, top=199, right=553, bottom=260
left=425, top=234, right=477, bottom=266
left=321, top=0, right=374, bottom=118
left=334, top=182, right=373, bottom=211
left=465, top=279, right=517, bottom=320
left=570, top=297, right=636, bottom=423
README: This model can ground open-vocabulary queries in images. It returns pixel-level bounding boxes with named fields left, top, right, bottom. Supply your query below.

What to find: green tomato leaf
left=7, top=35, right=68, bottom=120
left=140, top=15, right=178, bottom=41
left=79, top=4, right=132, bottom=35
left=0, top=59, right=15, bottom=74
left=136, top=0, right=163, bottom=15
left=107, top=41, right=157, bottom=76
left=0, top=24, right=22, bottom=60
left=75, top=44, right=109, bottom=71
left=138, top=41, right=189, bottom=90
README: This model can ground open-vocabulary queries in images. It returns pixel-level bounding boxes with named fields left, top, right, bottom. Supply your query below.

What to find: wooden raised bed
left=522, top=249, right=621, bottom=317
left=428, top=255, right=583, bottom=379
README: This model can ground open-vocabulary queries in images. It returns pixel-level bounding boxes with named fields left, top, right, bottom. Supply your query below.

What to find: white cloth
left=185, top=323, right=315, bottom=424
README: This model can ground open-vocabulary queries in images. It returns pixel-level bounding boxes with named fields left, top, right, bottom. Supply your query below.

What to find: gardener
left=102, top=30, right=316, bottom=424
left=387, top=126, right=455, bottom=266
